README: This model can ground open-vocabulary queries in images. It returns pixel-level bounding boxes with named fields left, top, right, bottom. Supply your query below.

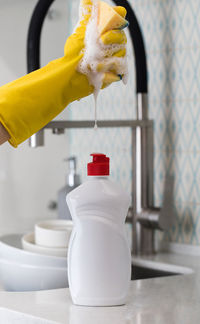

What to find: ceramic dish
left=35, top=219, right=73, bottom=248
left=0, top=258, right=68, bottom=291
left=22, top=232, right=68, bottom=257
left=0, top=234, right=67, bottom=267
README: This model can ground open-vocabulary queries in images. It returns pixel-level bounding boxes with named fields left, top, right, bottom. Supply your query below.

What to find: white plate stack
left=0, top=220, right=73, bottom=292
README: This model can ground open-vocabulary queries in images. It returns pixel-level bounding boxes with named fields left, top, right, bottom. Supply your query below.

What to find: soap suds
left=78, top=0, right=128, bottom=127
left=94, top=94, right=98, bottom=130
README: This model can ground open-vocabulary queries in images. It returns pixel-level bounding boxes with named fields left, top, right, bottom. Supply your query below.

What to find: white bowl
left=0, top=258, right=68, bottom=291
left=35, top=219, right=73, bottom=248
left=22, top=233, right=68, bottom=257
left=0, top=234, right=67, bottom=268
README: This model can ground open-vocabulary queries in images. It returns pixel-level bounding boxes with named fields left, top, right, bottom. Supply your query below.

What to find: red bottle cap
left=87, top=153, right=110, bottom=176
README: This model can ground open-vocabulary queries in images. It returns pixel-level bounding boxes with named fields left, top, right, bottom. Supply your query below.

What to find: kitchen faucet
left=27, top=0, right=175, bottom=255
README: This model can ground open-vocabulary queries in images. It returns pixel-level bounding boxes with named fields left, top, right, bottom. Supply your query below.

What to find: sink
left=131, top=259, right=193, bottom=280
left=132, top=265, right=180, bottom=280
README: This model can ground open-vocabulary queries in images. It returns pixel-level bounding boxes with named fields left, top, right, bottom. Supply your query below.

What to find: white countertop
left=0, top=252, right=200, bottom=323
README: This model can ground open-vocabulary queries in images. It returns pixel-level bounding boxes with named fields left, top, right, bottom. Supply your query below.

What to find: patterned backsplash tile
left=68, top=0, right=200, bottom=245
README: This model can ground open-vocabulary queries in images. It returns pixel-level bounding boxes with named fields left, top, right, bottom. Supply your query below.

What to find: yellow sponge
left=103, top=72, right=122, bottom=84
left=98, top=1, right=129, bottom=35
left=113, top=6, right=127, bottom=18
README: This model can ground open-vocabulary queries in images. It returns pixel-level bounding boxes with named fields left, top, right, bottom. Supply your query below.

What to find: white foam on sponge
left=78, top=0, right=129, bottom=97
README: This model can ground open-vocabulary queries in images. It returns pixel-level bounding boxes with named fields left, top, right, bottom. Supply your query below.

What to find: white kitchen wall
left=0, top=0, right=71, bottom=234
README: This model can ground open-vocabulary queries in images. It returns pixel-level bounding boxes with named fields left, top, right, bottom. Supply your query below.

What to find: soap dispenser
left=67, top=153, right=131, bottom=306
left=58, top=157, right=81, bottom=220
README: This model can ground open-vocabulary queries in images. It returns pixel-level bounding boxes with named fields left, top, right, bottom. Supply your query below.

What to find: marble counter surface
left=0, top=252, right=199, bottom=323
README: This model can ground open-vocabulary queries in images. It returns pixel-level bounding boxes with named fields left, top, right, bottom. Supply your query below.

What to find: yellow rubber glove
left=0, top=0, right=128, bottom=147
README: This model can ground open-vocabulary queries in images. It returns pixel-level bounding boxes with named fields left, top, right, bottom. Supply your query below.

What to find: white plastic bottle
left=66, top=153, right=131, bottom=307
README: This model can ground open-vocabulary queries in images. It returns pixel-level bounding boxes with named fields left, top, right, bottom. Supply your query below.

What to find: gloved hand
left=0, top=0, right=128, bottom=147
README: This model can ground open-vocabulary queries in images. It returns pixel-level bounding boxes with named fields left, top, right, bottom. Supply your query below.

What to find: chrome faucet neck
left=136, top=93, right=148, bottom=120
